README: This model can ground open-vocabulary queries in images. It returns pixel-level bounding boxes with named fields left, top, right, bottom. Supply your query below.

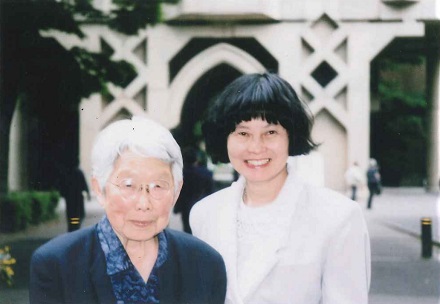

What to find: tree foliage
left=0, top=0, right=178, bottom=193
left=371, top=57, right=428, bottom=186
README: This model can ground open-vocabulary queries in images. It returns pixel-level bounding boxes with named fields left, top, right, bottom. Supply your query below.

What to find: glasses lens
left=148, top=180, right=171, bottom=199
left=119, top=179, right=138, bottom=200
left=113, top=179, right=171, bottom=200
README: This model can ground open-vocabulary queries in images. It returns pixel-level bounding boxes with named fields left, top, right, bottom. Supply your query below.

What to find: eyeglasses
left=110, top=179, right=172, bottom=200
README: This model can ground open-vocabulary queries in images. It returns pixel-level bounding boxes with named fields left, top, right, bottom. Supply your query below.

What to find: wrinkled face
left=227, top=118, right=289, bottom=185
left=93, top=150, right=180, bottom=244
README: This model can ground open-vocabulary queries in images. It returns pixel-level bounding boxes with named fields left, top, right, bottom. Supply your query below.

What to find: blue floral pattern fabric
left=97, top=216, right=168, bottom=304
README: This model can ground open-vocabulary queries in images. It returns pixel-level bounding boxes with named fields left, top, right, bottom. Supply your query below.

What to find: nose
left=247, top=136, right=265, bottom=153
left=135, top=187, right=152, bottom=211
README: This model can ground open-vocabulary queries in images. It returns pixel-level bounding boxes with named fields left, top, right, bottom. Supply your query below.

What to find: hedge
left=0, top=191, right=60, bottom=233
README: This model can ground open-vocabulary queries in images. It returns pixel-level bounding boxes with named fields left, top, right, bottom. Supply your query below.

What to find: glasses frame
left=110, top=179, right=172, bottom=201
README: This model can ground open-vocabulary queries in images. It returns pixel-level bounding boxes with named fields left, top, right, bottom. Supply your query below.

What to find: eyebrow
left=235, top=122, right=278, bottom=129
left=115, top=169, right=171, bottom=179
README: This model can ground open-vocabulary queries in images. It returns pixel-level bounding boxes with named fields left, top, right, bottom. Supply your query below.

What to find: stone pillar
left=426, top=24, right=440, bottom=192
left=8, top=99, right=29, bottom=191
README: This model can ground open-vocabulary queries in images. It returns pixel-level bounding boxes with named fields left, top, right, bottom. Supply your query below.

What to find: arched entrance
left=168, top=40, right=274, bottom=149
left=172, top=64, right=242, bottom=148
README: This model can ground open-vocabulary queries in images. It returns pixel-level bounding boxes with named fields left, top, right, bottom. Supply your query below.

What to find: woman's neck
left=124, top=237, right=159, bottom=282
left=243, top=167, right=288, bottom=207
left=124, top=237, right=157, bottom=255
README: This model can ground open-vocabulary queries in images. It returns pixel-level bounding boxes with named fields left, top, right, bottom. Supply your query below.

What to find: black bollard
left=421, top=217, right=432, bottom=258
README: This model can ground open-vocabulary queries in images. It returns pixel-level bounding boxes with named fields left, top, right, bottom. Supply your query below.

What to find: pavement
left=0, top=187, right=439, bottom=304
left=362, top=188, right=440, bottom=304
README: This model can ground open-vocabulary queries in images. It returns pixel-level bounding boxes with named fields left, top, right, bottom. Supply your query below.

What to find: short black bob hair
left=202, top=72, right=318, bottom=164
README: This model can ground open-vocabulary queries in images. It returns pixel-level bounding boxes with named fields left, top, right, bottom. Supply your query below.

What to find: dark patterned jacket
left=30, top=227, right=226, bottom=304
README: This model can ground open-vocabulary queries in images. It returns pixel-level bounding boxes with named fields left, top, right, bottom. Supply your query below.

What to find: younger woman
left=190, top=73, right=370, bottom=304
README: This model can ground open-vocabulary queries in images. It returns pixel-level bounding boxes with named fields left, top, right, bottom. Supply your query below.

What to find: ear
left=91, top=177, right=105, bottom=207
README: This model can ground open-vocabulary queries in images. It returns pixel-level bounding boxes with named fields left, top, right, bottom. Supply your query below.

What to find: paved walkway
left=0, top=188, right=439, bottom=303
left=359, top=188, right=440, bottom=304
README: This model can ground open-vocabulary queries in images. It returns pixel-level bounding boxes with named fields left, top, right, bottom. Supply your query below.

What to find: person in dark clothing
left=59, top=166, right=91, bottom=232
left=366, top=158, right=381, bottom=209
left=174, top=146, right=214, bottom=234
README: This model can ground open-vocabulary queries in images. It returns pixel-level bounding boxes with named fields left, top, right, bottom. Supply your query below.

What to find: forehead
left=112, top=150, right=172, bottom=177
left=236, top=118, right=281, bottom=128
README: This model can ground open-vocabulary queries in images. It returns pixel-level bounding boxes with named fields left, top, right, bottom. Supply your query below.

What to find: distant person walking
left=366, top=158, right=381, bottom=209
left=345, top=162, right=363, bottom=201
left=174, top=146, right=214, bottom=234
left=59, top=166, right=91, bottom=232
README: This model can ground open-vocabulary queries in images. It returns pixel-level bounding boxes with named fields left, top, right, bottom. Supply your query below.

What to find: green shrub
left=0, top=193, right=32, bottom=232
left=0, top=191, right=60, bottom=233
left=30, top=191, right=59, bottom=224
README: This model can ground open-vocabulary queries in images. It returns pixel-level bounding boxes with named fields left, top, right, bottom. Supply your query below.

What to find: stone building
left=9, top=0, right=440, bottom=192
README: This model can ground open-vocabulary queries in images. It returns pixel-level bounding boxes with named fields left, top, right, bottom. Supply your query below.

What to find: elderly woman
left=190, top=73, right=370, bottom=304
left=30, top=116, right=226, bottom=304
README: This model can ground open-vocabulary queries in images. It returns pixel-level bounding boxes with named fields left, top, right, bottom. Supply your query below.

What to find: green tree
left=0, top=0, right=177, bottom=194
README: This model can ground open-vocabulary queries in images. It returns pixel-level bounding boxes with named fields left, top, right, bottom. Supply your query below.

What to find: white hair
left=91, top=116, right=183, bottom=193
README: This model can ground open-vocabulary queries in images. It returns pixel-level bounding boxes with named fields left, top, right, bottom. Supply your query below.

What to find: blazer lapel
left=207, top=165, right=305, bottom=303
left=241, top=244, right=281, bottom=302
left=211, top=179, right=244, bottom=304
left=241, top=166, right=305, bottom=300
left=89, top=236, right=116, bottom=304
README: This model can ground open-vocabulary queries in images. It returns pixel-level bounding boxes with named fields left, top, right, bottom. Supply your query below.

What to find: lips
left=245, top=158, right=271, bottom=166
left=131, top=220, right=153, bottom=227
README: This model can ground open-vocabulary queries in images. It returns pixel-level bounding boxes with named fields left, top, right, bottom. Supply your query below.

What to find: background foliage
left=371, top=57, right=428, bottom=186
left=0, top=0, right=177, bottom=194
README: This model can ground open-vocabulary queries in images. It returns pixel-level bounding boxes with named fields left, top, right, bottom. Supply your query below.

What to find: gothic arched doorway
left=172, top=64, right=242, bottom=148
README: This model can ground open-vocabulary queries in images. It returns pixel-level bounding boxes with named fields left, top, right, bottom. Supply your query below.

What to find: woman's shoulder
left=164, top=229, right=224, bottom=262
left=290, top=185, right=367, bottom=236
left=192, top=184, right=235, bottom=211
left=32, top=226, right=97, bottom=260
left=301, top=184, right=362, bottom=215
left=164, top=229, right=211, bottom=248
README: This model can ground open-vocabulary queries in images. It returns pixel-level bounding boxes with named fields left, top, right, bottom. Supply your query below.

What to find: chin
left=125, top=227, right=156, bottom=240
left=129, top=233, right=156, bottom=242
left=243, top=173, right=271, bottom=182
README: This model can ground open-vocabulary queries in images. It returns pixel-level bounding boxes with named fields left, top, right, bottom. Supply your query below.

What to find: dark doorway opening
left=172, top=64, right=242, bottom=148
left=370, top=37, right=428, bottom=186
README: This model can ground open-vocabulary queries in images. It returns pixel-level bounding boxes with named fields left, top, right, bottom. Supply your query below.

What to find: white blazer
left=190, top=161, right=371, bottom=304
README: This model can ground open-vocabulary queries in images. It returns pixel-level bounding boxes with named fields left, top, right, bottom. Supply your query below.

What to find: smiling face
left=92, top=150, right=180, bottom=245
left=227, top=118, right=289, bottom=186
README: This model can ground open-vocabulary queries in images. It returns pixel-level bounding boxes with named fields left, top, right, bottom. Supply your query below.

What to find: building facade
left=9, top=0, right=440, bottom=192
